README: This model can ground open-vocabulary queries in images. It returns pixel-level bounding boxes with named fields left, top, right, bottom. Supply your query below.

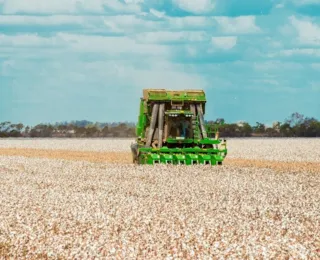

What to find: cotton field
left=0, top=139, right=319, bottom=259
left=1, top=138, right=320, bottom=162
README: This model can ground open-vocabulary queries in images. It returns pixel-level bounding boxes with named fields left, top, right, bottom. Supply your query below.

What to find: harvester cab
left=131, top=89, right=227, bottom=165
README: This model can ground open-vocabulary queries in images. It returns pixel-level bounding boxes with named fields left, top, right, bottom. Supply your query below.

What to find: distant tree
left=272, top=121, right=281, bottom=133
left=85, top=126, right=99, bottom=137
left=286, top=112, right=305, bottom=127
left=74, top=126, right=86, bottom=137
left=13, top=123, right=24, bottom=132
left=111, top=130, right=120, bottom=137
left=0, top=122, right=12, bottom=137
left=1, top=114, right=318, bottom=138
left=303, top=117, right=320, bottom=137
left=265, top=127, right=278, bottom=137
left=215, top=118, right=225, bottom=124
left=0, top=121, right=11, bottom=132
left=30, top=124, right=54, bottom=137
left=101, top=126, right=109, bottom=137
left=280, top=122, right=293, bottom=137
left=253, top=122, right=265, bottom=135
left=24, top=126, right=31, bottom=136
left=57, top=124, right=67, bottom=133
left=219, top=123, right=238, bottom=137
left=240, top=122, right=253, bottom=137
left=126, top=127, right=136, bottom=137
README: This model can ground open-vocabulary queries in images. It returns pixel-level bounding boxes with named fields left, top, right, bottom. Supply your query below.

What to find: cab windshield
left=167, top=115, right=192, bottom=139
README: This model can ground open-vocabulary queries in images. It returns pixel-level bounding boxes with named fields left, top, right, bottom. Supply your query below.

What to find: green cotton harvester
left=130, top=89, right=227, bottom=165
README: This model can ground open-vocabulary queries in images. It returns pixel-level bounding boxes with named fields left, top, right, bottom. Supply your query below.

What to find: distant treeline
left=1, top=113, right=320, bottom=138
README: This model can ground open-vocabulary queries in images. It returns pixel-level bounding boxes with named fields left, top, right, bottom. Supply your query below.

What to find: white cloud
left=173, top=0, right=215, bottom=14
left=268, top=40, right=283, bottom=49
left=311, top=63, right=320, bottom=71
left=0, top=14, right=155, bottom=34
left=149, top=8, right=165, bottom=18
left=310, top=81, right=320, bottom=92
left=254, top=61, right=303, bottom=71
left=186, top=46, right=197, bottom=57
left=252, top=79, right=280, bottom=86
left=277, top=48, right=320, bottom=57
left=291, top=0, right=320, bottom=6
left=0, top=13, right=214, bottom=35
left=289, top=16, right=320, bottom=46
left=103, top=0, right=141, bottom=13
left=124, top=0, right=144, bottom=4
left=0, top=33, right=169, bottom=58
left=2, top=0, right=142, bottom=14
left=3, top=0, right=79, bottom=14
left=0, top=15, right=88, bottom=26
left=103, top=15, right=158, bottom=32
left=280, top=0, right=320, bottom=7
left=0, top=59, right=15, bottom=76
left=0, top=56, right=206, bottom=124
left=0, top=33, right=64, bottom=47
left=215, top=16, right=261, bottom=34
left=135, top=31, right=208, bottom=44
left=127, top=62, right=206, bottom=90
left=56, top=33, right=168, bottom=56
left=167, top=16, right=212, bottom=29
left=211, top=36, right=237, bottom=50
left=4, top=58, right=206, bottom=97
left=279, top=24, right=295, bottom=37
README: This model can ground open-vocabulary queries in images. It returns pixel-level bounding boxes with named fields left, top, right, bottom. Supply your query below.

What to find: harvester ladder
left=192, top=116, right=201, bottom=140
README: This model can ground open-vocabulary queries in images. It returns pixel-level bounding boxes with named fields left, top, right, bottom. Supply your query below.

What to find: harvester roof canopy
left=142, top=89, right=206, bottom=102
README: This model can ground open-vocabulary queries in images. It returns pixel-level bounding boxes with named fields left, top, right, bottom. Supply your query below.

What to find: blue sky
left=0, top=0, right=319, bottom=126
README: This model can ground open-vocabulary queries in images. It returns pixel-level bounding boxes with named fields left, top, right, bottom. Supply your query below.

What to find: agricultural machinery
left=130, top=89, right=227, bottom=165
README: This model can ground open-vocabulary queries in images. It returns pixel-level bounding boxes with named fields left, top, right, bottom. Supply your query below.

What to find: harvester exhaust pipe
left=190, top=104, right=196, bottom=116
left=158, top=103, right=165, bottom=148
left=146, top=103, right=159, bottom=147
left=196, top=104, right=208, bottom=139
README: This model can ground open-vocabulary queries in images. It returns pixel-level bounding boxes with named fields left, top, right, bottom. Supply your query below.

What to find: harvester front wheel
left=130, top=143, right=139, bottom=164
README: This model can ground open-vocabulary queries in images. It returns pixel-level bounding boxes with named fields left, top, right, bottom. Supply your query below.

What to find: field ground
left=0, top=138, right=319, bottom=258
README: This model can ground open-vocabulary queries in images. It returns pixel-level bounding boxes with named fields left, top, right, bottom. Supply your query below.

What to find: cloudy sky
left=0, top=0, right=319, bottom=126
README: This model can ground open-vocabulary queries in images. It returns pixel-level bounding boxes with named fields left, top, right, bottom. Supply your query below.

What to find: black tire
left=130, top=143, right=138, bottom=164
